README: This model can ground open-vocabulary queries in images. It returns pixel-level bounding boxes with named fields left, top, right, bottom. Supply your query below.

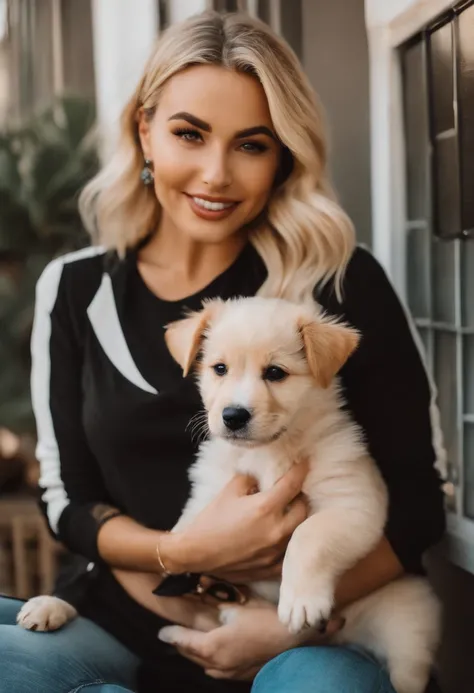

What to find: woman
left=0, top=10, right=445, bottom=693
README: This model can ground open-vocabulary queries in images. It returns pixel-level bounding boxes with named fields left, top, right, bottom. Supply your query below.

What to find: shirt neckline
left=131, top=241, right=256, bottom=308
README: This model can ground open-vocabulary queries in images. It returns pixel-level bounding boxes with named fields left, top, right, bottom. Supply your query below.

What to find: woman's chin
left=180, top=215, right=246, bottom=244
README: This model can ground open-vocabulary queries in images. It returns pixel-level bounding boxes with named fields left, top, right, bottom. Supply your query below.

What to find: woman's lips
left=185, top=194, right=240, bottom=221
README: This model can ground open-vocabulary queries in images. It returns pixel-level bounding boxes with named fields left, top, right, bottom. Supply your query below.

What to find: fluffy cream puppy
left=165, top=296, right=441, bottom=693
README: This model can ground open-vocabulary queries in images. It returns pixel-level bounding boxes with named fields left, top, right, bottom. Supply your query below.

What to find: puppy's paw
left=278, top=579, right=334, bottom=635
left=17, top=596, right=78, bottom=632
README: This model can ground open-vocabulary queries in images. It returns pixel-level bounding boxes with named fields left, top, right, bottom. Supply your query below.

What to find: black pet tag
left=153, top=572, right=201, bottom=597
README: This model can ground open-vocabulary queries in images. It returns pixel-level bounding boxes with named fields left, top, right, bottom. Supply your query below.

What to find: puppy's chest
left=234, top=449, right=296, bottom=492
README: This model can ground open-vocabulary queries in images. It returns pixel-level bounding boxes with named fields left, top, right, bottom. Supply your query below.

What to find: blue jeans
left=0, top=596, right=396, bottom=692
left=0, top=596, right=139, bottom=692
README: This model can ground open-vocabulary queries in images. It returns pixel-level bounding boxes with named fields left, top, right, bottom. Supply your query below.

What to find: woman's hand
left=162, top=461, right=308, bottom=576
left=158, top=600, right=344, bottom=681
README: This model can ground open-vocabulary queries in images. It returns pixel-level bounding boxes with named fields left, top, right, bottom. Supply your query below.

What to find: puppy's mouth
left=220, top=427, right=287, bottom=446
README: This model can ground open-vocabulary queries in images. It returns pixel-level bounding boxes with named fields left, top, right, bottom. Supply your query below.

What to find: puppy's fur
left=19, top=297, right=440, bottom=693
left=166, top=297, right=441, bottom=693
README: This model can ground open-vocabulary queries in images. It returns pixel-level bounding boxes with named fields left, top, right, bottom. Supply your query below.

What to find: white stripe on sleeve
left=30, top=247, right=105, bottom=533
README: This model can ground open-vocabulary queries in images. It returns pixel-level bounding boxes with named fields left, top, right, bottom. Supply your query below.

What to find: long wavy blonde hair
left=79, top=11, right=355, bottom=302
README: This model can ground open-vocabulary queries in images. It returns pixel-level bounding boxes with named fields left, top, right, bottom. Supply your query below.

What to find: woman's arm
left=98, top=464, right=307, bottom=573
left=32, top=258, right=120, bottom=562
left=328, top=247, right=446, bottom=577
left=32, top=257, right=177, bottom=573
left=335, top=536, right=403, bottom=609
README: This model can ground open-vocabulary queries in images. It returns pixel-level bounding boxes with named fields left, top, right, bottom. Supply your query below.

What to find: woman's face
left=138, top=64, right=281, bottom=244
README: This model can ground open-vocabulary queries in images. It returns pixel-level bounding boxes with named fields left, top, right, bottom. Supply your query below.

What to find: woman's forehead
left=156, top=64, right=274, bottom=130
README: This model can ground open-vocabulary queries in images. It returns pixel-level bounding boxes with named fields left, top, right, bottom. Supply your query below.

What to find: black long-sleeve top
left=30, top=241, right=446, bottom=661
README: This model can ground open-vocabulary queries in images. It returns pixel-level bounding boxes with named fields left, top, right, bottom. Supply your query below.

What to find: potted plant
left=0, top=95, right=98, bottom=490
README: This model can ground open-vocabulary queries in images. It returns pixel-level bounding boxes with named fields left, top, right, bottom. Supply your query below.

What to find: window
left=5, top=0, right=95, bottom=122
left=401, top=1, right=474, bottom=528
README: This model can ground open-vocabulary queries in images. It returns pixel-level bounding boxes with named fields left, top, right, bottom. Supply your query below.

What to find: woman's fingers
left=260, top=460, right=309, bottom=510
left=281, top=496, right=308, bottom=533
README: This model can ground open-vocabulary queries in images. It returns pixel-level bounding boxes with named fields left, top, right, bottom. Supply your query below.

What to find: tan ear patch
left=299, top=319, right=360, bottom=388
left=164, top=299, right=224, bottom=377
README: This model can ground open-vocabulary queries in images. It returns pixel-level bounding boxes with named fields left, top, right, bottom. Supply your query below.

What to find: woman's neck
left=136, top=220, right=247, bottom=301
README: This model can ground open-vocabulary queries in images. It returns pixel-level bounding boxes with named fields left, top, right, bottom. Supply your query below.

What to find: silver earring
left=141, top=159, right=154, bottom=186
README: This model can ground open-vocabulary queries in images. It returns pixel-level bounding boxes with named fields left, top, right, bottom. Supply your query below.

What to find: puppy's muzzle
left=222, top=406, right=251, bottom=432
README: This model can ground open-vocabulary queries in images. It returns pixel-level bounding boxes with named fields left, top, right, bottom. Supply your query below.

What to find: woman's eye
left=173, top=128, right=202, bottom=142
left=240, top=141, right=268, bottom=154
left=212, top=363, right=228, bottom=376
left=263, top=366, right=288, bottom=382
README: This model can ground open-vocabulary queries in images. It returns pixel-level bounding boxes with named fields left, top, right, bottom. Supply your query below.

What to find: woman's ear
left=137, top=107, right=152, bottom=160
left=165, top=300, right=224, bottom=377
left=298, top=317, right=360, bottom=389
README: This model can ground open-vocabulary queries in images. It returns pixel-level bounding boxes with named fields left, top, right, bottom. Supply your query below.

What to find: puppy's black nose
left=222, top=406, right=251, bottom=431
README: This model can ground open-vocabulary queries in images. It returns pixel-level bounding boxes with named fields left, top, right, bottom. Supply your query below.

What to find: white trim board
left=366, top=1, right=458, bottom=42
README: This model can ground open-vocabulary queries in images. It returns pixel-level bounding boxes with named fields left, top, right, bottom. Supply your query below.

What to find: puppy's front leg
left=278, top=507, right=382, bottom=634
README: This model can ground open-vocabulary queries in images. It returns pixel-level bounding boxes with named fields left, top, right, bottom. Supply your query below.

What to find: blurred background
left=0, top=1, right=473, bottom=691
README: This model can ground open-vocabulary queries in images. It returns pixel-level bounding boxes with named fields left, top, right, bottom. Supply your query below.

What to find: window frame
left=367, top=0, right=474, bottom=573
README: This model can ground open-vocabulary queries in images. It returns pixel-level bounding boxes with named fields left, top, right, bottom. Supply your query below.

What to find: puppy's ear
left=165, top=300, right=223, bottom=377
left=298, top=317, right=360, bottom=388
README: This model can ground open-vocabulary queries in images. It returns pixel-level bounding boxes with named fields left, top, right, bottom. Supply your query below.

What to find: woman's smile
left=185, top=193, right=241, bottom=221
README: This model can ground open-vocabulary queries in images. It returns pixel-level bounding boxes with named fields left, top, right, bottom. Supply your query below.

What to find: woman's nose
left=201, top=146, right=232, bottom=189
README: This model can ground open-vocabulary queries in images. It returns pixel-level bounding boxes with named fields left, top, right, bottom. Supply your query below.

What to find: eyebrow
left=168, top=112, right=277, bottom=141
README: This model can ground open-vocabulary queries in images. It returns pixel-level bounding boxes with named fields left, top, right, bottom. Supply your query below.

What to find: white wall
left=91, top=0, right=158, bottom=154
left=365, top=0, right=419, bottom=27
left=168, top=0, right=207, bottom=24
left=303, top=0, right=372, bottom=246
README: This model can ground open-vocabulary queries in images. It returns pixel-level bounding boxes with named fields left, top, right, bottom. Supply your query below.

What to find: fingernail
left=157, top=628, right=174, bottom=643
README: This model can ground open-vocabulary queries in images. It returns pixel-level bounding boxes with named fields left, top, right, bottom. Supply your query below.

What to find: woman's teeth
left=192, top=197, right=235, bottom=211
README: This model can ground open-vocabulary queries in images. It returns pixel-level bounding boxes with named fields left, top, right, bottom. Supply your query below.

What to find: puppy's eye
left=212, top=363, right=228, bottom=376
left=263, top=365, right=288, bottom=382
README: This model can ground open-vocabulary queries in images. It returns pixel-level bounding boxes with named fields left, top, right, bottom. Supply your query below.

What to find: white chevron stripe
left=87, top=273, right=158, bottom=395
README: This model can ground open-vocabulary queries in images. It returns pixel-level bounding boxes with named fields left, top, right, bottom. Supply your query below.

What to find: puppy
left=164, top=297, right=441, bottom=693
left=19, top=297, right=440, bottom=693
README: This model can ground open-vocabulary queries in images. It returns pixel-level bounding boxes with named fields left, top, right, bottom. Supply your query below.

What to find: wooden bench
left=0, top=496, right=58, bottom=599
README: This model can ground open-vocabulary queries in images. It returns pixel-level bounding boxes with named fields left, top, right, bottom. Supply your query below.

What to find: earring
left=141, top=158, right=154, bottom=186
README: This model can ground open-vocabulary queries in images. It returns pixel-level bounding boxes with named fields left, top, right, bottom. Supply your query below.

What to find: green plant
left=0, top=95, right=99, bottom=433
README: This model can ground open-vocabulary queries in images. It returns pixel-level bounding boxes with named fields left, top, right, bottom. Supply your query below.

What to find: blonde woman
left=0, top=11, right=444, bottom=693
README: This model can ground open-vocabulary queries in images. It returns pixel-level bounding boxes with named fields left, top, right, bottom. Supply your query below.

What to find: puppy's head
left=165, top=297, right=359, bottom=446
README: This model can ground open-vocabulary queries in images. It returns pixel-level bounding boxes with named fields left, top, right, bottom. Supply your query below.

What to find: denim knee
left=0, top=602, right=138, bottom=693
left=252, top=645, right=397, bottom=693
left=69, top=686, right=135, bottom=693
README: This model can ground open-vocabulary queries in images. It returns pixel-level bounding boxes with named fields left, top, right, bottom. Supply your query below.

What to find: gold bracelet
left=156, top=533, right=173, bottom=576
